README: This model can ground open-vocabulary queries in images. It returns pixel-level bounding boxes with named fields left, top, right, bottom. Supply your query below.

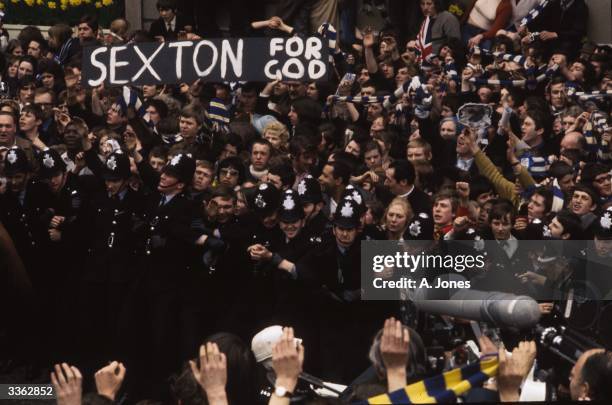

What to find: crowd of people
left=0, top=0, right=611, bottom=403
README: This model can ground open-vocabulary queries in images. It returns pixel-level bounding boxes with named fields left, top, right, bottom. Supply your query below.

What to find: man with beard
left=289, top=135, right=318, bottom=188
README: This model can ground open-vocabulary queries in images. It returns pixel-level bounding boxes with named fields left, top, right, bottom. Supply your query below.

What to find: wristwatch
left=274, top=386, right=293, bottom=398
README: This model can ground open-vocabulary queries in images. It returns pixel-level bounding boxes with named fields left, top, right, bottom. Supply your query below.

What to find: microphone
left=413, top=274, right=542, bottom=329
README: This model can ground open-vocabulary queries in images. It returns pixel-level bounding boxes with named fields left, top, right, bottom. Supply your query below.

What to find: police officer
left=131, top=152, right=198, bottom=398
left=78, top=151, right=144, bottom=366
left=0, top=147, right=51, bottom=377
left=296, top=175, right=328, bottom=241
left=36, top=148, right=85, bottom=362
left=273, top=196, right=388, bottom=382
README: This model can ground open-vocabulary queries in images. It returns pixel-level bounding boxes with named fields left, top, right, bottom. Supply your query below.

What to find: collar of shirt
left=167, top=16, right=177, bottom=31
left=109, top=188, right=128, bottom=201
left=399, top=185, right=415, bottom=199
left=497, top=235, right=518, bottom=258
left=456, top=157, right=474, bottom=171
left=160, top=192, right=178, bottom=205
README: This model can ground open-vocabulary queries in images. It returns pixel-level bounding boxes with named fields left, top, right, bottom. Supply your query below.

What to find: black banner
left=81, top=37, right=329, bottom=87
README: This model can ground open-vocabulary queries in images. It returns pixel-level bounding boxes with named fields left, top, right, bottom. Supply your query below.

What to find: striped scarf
left=317, top=22, right=345, bottom=64
left=117, top=86, right=145, bottom=117
left=353, top=357, right=498, bottom=404
left=574, top=89, right=612, bottom=101
left=469, top=64, right=558, bottom=88
left=519, top=0, right=551, bottom=27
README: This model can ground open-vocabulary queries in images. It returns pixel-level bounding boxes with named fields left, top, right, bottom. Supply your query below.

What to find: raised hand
left=51, top=363, right=83, bottom=405
left=380, top=317, right=410, bottom=392
left=272, top=327, right=304, bottom=394
left=190, top=342, right=228, bottom=405
left=95, top=361, right=126, bottom=401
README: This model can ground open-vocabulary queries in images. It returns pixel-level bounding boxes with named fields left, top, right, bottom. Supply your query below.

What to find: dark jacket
left=149, top=13, right=194, bottom=40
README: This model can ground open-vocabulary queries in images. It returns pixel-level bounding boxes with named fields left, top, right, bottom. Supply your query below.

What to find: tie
left=159, top=195, right=167, bottom=206
left=167, top=22, right=172, bottom=32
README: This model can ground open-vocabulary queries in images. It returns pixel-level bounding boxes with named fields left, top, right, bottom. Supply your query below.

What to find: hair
left=157, top=116, right=180, bottom=136
left=0, top=110, right=17, bottom=126
left=217, top=156, right=246, bottom=184
left=250, top=138, right=272, bottom=154
left=489, top=198, right=515, bottom=223
left=327, top=161, right=351, bottom=186
left=156, top=0, right=177, bottom=10
left=580, top=162, right=609, bottom=185
left=532, top=187, right=554, bottom=214
left=48, top=24, right=74, bottom=45
left=149, top=144, right=169, bottom=160
left=289, top=135, right=317, bottom=158
left=110, top=18, right=130, bottom=39
left=145, top=99, right=169, bottom=120
left=562, top=105, right=584, bottom=120
left=203, top=333, right=257, bottom=404
left=18, top=55, right=37, bottom=76
left=20, top=103, right=44, bottom=122
left=368, top=325, right=427, bottom=382
left=389, top=159, right=416, bottom=185
left=580, top=351, right=612, bottom=400
left=548, top=161, right=575, bottom=181
left=196, top=159, right=214, bottom=171
left=268, top=156, right=296, bottom=189
left=554, top=210, right=582, bottom=239
left=364, top=140, right=383, bottom=157
left=78, top=15, right=99, bottom=32
left=573, top=183, right=599, bottom=206
left=525, top=108, right=552, bottom=133
left=434, top=189, right=459, bottom=213
left=263, top=121, right=289, bottom=147
left=170, top=362, right=206, bottom=405
left=222, top=132, right=244, bottom=153
left=291, top=96, right=323, bottom=127
left=180, top=106, right=203, bottom=125
left=17, top=25, right=45, bottom=50
left=383, top=197, right=414, bottom=228
left=407, top=139, right=432, bottom=157
left=210, top=184, right=236, bottom=202
left=6, top=39, right=23, bottom=57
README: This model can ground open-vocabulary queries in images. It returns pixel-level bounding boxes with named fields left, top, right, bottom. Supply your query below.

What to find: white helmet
left=251, top=325, right=301, bottom=363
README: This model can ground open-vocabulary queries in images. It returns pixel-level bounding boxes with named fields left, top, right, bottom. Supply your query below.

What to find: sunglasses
left=220, top=168, right=239, bottom=177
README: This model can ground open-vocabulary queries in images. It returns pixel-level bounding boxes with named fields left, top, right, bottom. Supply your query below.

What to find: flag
left=416, top=16, right=434, bottom=64
left=353, top=357, right=498, bottom=404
